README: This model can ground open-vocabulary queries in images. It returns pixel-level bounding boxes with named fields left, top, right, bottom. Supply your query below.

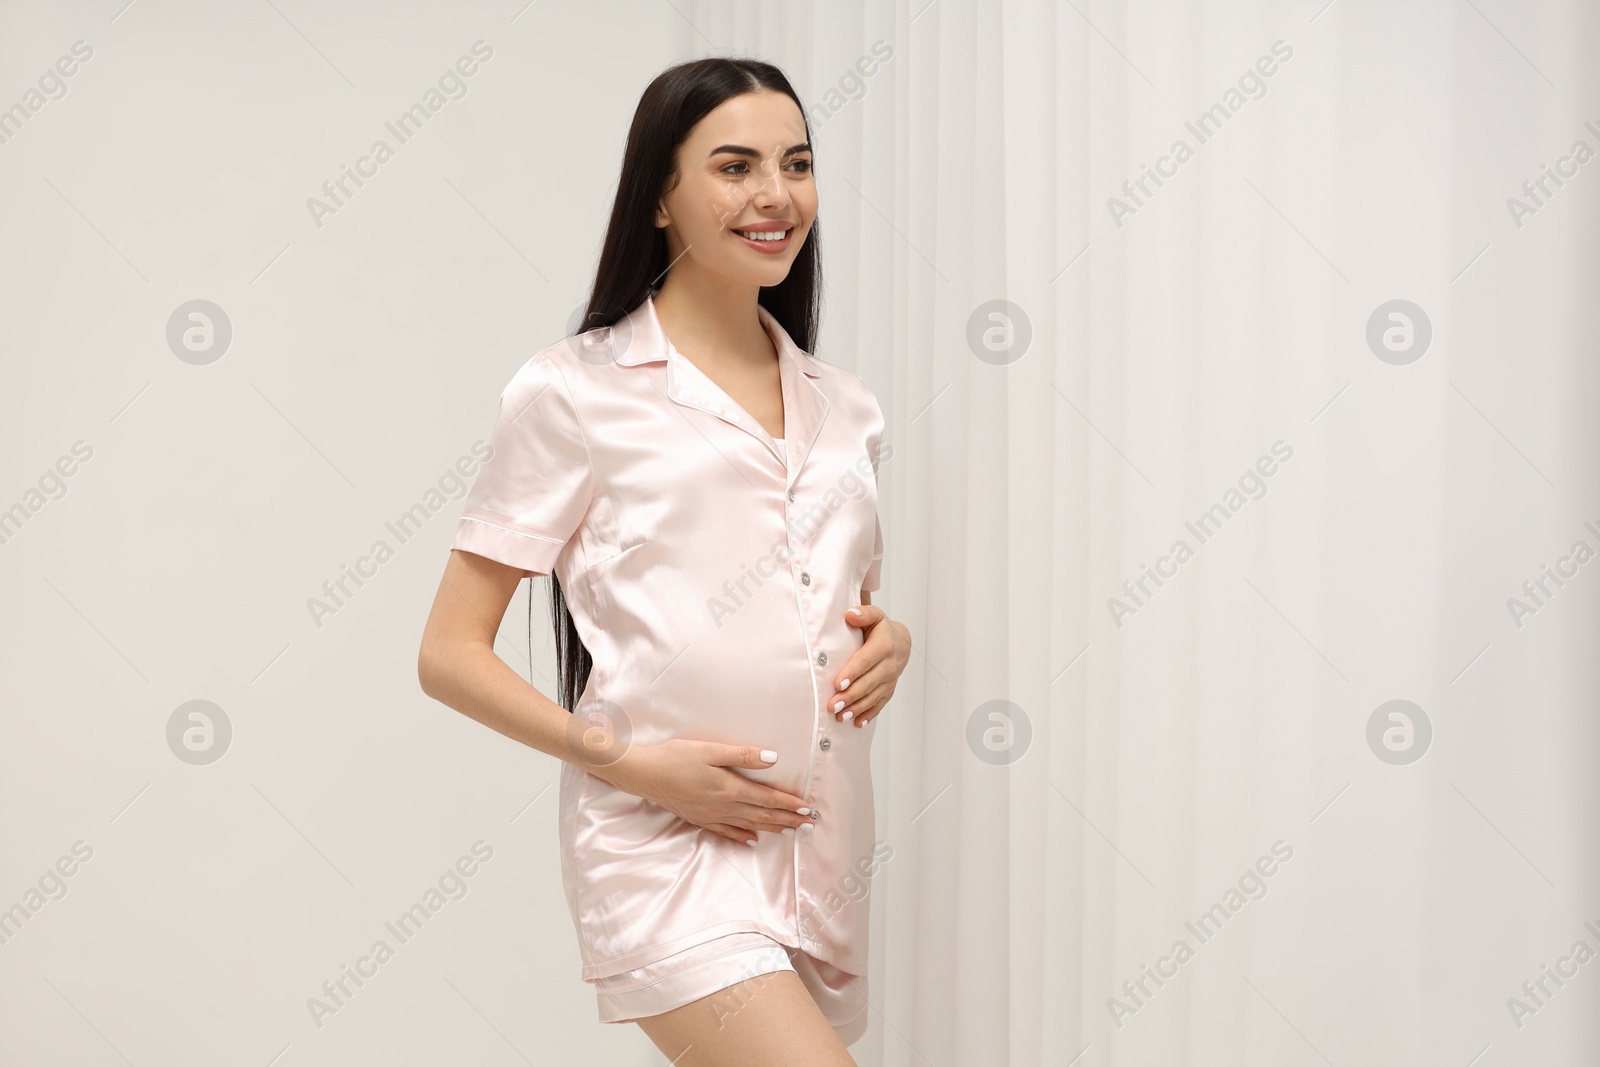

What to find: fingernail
left=848, top=607, right=863, bottom=616
left=747, top=835, right=760, bottom=846
left=760, top=749, right=778, bottom=762
left=841, top=711, right=853, bottom=722
left=796, top=807, right=810, bottom=815
left=800, top=822, right=814, bottom=831
left=833, top=700, right=845, bottom=713
left=839, top=678, right=851, bottom=691
left=781, top=827, right=795, bottom=836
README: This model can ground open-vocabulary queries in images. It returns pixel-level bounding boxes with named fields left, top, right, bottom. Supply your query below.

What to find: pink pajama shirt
left=450, top=291, right=887, bottom=1028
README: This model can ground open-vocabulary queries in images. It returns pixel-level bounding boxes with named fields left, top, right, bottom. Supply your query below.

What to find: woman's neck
left=652, top=277, right=774, bottom=372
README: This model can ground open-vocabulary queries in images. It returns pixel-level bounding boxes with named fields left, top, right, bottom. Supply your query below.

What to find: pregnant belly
left=581, top=544, right=845, bottom=795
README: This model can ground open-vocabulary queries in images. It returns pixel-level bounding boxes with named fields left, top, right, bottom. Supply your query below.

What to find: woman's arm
left=417, top=549, right=580, bottom=762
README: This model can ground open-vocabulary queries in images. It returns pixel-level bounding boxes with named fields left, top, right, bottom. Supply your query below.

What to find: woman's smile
left=731, top=221, right=795, bottom=253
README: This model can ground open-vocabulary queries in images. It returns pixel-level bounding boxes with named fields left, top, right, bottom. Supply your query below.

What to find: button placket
left=788, top=479, right=834, bottom=854
left=787, top=478, right=825, bottom=853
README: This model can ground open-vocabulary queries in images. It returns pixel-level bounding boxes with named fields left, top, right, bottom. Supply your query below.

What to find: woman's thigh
left=633, top=968, right=857, bottom=1067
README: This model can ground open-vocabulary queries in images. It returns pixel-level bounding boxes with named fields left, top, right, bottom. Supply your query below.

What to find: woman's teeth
left=736, top=229, right=789, bottom=241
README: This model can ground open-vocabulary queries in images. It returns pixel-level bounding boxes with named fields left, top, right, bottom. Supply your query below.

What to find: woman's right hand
left=589, top=738, right=813, bottom=846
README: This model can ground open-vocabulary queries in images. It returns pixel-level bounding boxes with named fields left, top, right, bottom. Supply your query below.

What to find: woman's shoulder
left=491, top=330, right=615, bottom=400
left=805, top=354, right=883, bottom=420
left=492, top=343, right=574, bottom=403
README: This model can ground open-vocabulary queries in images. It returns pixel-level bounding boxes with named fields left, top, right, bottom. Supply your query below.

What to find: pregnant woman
left=418, top=57, right=911, bottom=1065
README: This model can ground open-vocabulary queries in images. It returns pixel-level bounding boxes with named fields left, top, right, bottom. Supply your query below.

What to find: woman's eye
left=719, top=159, right=813, bottom=176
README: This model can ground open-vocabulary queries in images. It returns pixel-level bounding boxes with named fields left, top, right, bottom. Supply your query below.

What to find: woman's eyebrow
left=707, top=142, right=812, bottom=159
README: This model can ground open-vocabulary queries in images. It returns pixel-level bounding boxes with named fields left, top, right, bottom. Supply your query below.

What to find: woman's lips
left=732, top=226, right=794, bottom=254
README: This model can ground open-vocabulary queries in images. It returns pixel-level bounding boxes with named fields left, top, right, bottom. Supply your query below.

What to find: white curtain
left=685, top=1, right=1600, bottom=1064
left=3, top=1, right=1595, bottom=1064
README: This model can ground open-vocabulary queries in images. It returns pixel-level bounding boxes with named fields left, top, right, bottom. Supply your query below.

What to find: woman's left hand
left=830, top=605, right=911, bottom=728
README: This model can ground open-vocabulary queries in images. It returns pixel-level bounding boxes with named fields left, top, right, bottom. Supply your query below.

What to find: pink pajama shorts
left=593, top=931, right=869, bottom=1046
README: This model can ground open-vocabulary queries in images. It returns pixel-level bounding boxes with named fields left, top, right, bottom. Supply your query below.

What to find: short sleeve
left=451, top=353, right=593, bottom=577
left=861, top=513, right=884, bottom=591
left=860, top=388, right=886, bottom=593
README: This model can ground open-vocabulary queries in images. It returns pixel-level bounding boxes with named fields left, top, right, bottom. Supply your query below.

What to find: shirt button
left=788, top=489, right=795, bottom=502
left=816, top=651, right=827, bottom=666
left=819, top=737, right=831, bottom=750
left=809, top=809, right=821, bottom=821
left=800, top=572, right=811, bottom=585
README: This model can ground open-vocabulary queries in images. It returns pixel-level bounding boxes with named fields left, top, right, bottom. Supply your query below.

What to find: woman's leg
left=633, top=969, right=857, bottom=1066
left=789, top=950, right=869, bottom=1047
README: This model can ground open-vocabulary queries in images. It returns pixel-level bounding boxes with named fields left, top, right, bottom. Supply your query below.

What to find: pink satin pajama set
left=450, top=292, right=887, bottom=1044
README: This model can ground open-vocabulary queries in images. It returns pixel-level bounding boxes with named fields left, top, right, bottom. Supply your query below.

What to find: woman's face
left=656, top=89, right=817, bottom=289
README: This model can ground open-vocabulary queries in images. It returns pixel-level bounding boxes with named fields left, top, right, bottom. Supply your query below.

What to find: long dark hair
left=546, top=56, right=823, bottom=714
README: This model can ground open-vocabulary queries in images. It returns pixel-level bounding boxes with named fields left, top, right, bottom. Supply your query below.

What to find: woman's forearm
left=419, top=641, right=580, bottom=764
left=420, top=641, right=655, bottom=793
